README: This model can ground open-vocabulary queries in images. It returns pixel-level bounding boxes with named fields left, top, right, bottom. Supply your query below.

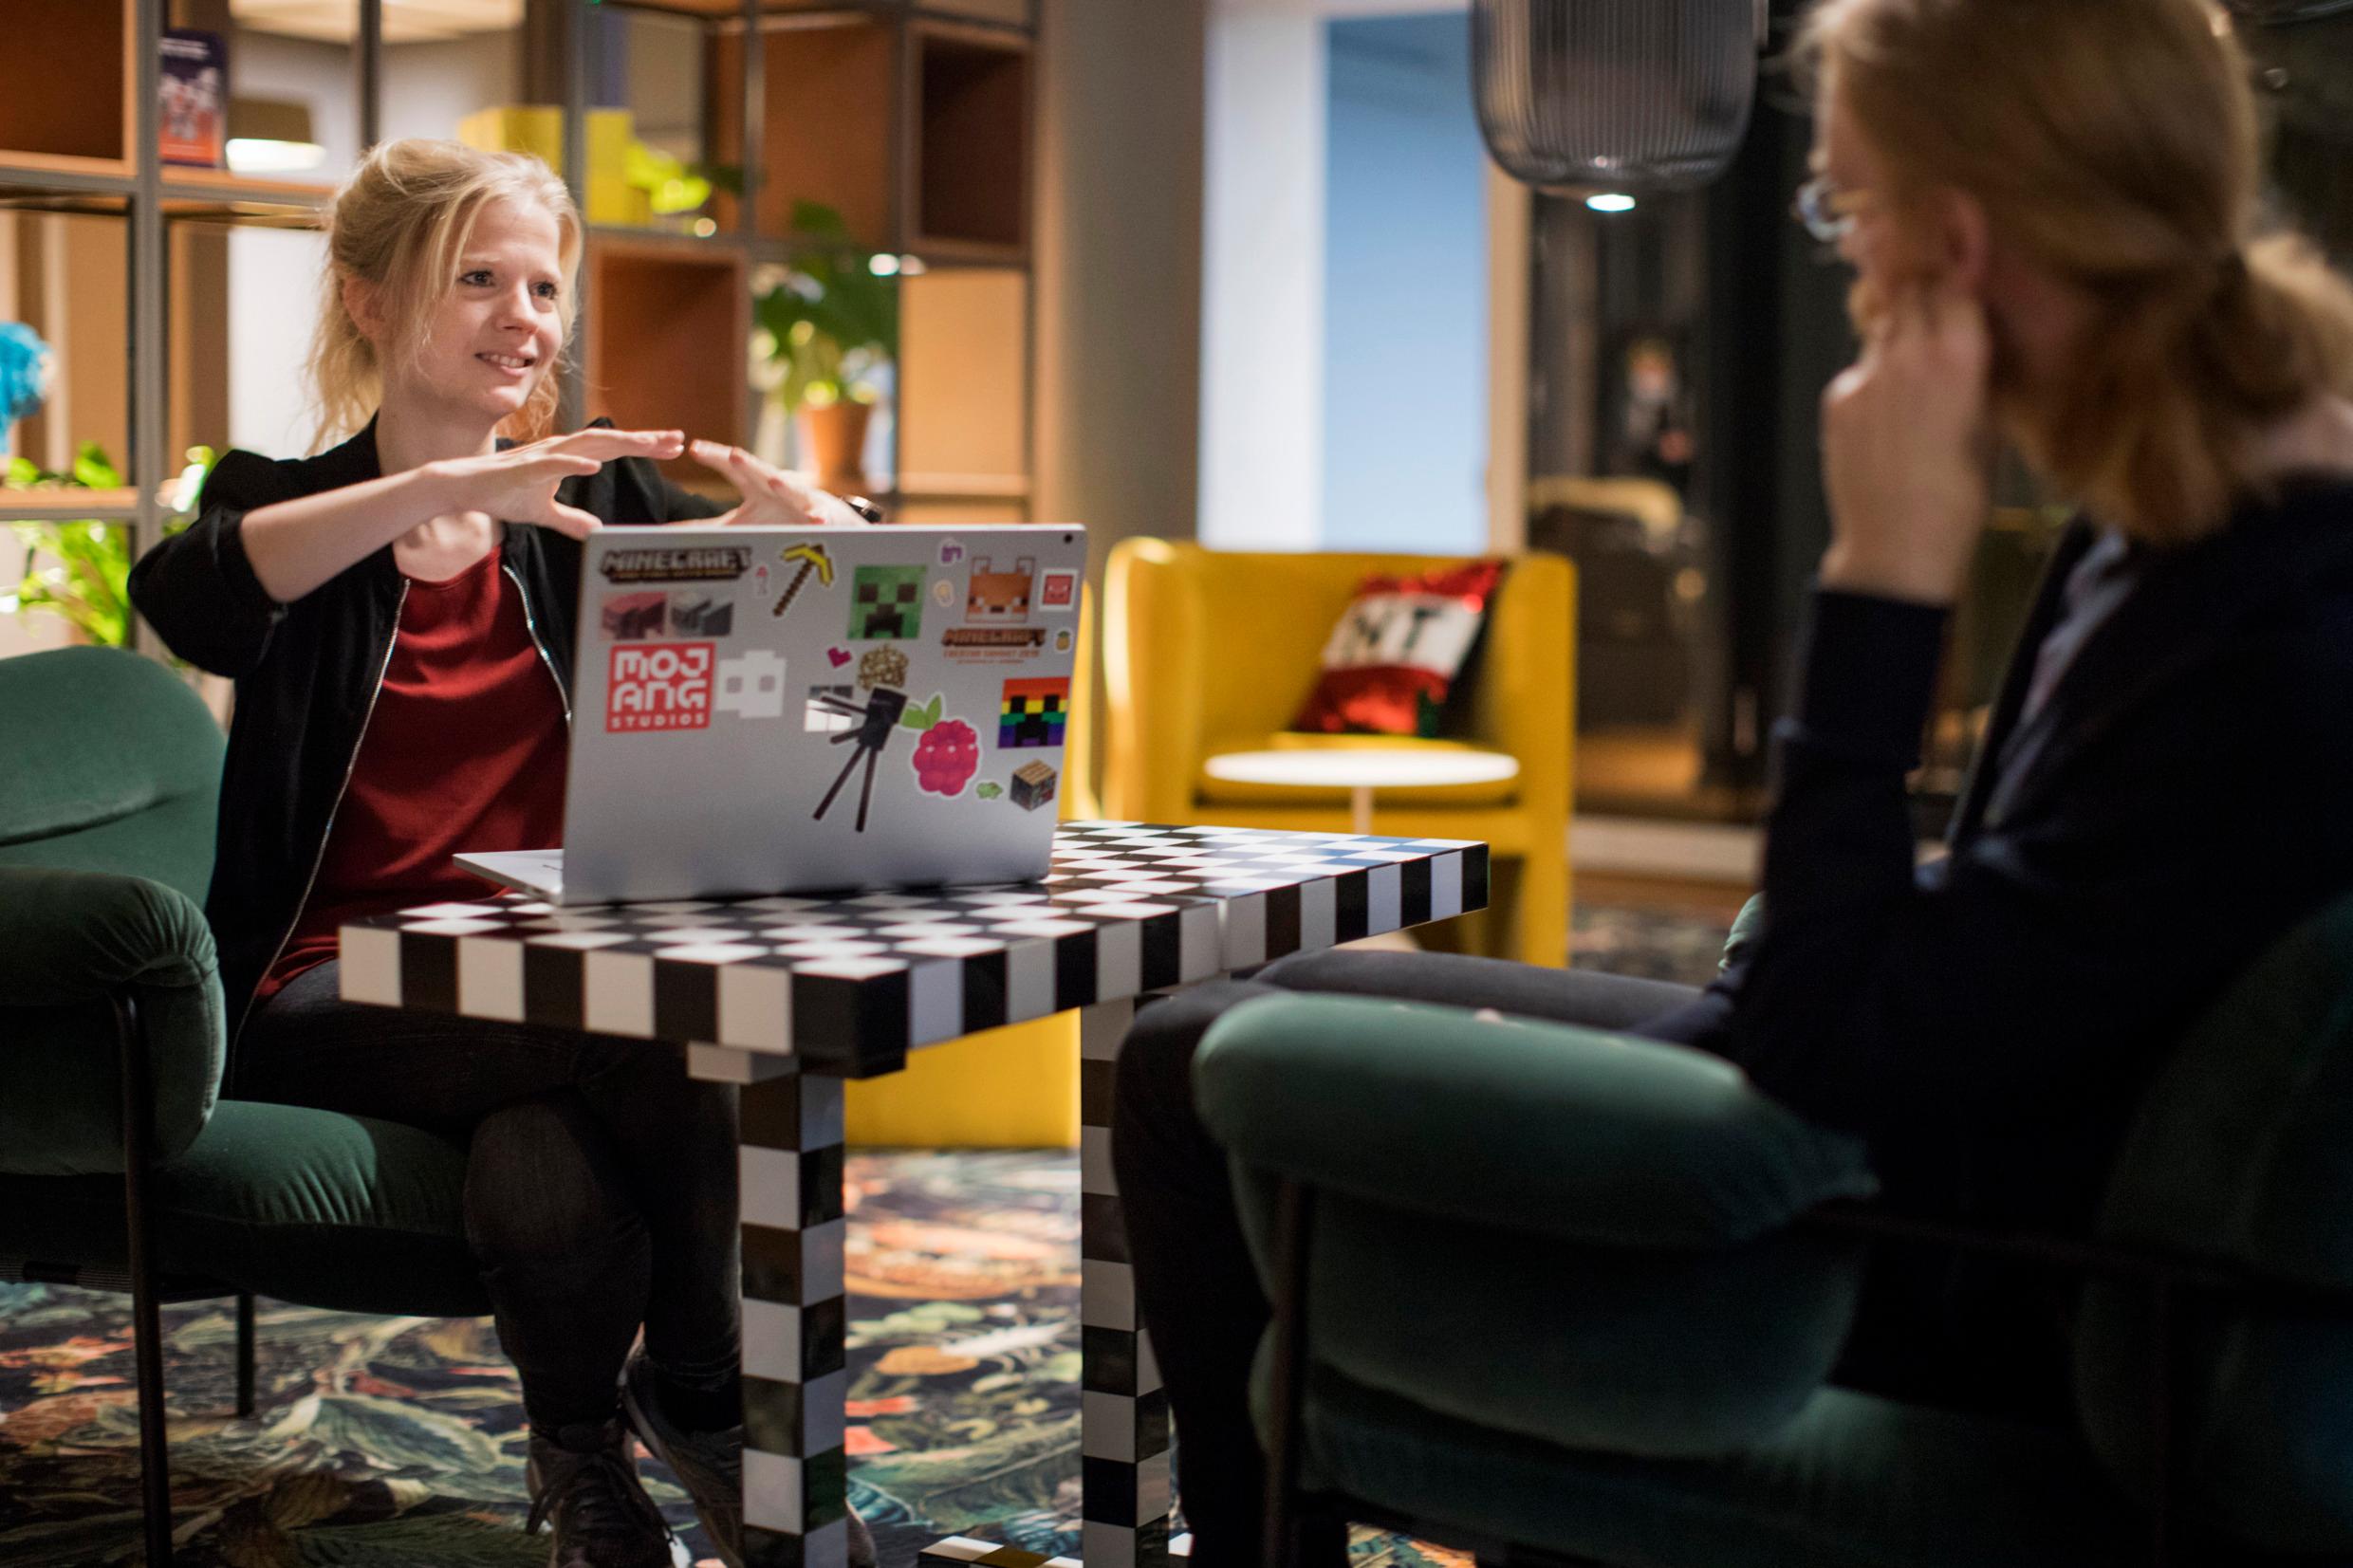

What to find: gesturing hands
left=1818, top=279, right=1996, bottom=605
left=687, top=439, right=871, bottom=529
left=426, top=428, right=687, bottom=541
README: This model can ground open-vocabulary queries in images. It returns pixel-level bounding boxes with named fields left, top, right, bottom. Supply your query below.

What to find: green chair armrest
left=1195, top=992, right=1875, bottom=1248
left=1721, top=893, right=1767, bottom=974
left=0, top=866, right=226, bottom=1174
left=1197, top=992, right=1879, bottom=1458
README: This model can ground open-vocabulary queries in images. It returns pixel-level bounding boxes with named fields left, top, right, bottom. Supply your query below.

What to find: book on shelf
left=159, top=28, right=228, bottom=169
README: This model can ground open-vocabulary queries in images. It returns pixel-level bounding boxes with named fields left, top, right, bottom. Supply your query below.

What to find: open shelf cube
left=897, top=266, right=1028, bottom=498
left=582, top=236, right=751, bottom=483
left=911, top=23, right=1028, bottom=254
left=710, top=15, right=899, bottom=247
left=0, top=0, right=133, bottom=176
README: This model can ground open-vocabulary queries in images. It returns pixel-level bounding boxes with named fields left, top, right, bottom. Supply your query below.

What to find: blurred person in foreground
left=1110, top=1, right=2353, bottom=1559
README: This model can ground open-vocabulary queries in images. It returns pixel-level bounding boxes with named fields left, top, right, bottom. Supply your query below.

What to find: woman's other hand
left=429, top=428, right=687, bottom=540
left=1818, top=280, right=1994, bottom=604
left=689, top=439, right=872, bottom=528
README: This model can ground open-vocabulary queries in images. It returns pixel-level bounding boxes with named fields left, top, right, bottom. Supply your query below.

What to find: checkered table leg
left=732, top=1055, right=851, bottom=1568
left=1075, top=996, right=1176, bottom=1568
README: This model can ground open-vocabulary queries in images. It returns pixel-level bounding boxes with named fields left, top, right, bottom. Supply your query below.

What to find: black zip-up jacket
left=126, top=420, right=722, bottom=1044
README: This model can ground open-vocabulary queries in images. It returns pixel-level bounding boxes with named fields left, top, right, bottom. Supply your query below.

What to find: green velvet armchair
left=1196, top=893, right=2353, bottom=1568
left=0, top=647, right=487, bottom=1565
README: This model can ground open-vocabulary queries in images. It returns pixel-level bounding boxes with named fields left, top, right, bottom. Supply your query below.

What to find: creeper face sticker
left=849, top=564, right=926, bottom=641
left=999, top=676, right=1070, bottom=749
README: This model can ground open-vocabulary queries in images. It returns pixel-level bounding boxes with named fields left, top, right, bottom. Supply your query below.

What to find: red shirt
left=259, top=544, right=568, bottom=1000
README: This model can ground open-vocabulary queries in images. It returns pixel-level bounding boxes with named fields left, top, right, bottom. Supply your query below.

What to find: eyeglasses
left=1792, top=174, right=1872, bottom=244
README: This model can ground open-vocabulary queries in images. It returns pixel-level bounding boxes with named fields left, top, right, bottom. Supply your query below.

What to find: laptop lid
left=554, top=523, right=1087, bottom=904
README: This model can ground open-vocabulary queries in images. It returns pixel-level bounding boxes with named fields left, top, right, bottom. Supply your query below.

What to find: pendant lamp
left=1473, top=0, right=1768, bottom=194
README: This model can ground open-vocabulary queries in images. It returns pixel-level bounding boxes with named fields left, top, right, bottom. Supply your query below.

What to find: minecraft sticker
left=714, top=649, right=787, bottom=719
left=601, top=591, right=668, bottom=641
left=669, top=592, right=734, bottom=637
left=811, top=681, right=910, bottom=833
left=600, top=545, right=751, bottom=584
left=1037, top=567, right=1080, bottom=613
left=999, top=676, right=1069, bottom=749
left=966, top=557, right=1034, bottom=623
left=849, top=564, right=926, bottom=640
left=1010, top=760, right=1058, bottom=812
left=806, top=683, right=857, bottom=733
left=607, top=642, right=715, bottom=732
left=858, top=646, right=909, bottom=692
left=771, top=542, right=834, bottom=619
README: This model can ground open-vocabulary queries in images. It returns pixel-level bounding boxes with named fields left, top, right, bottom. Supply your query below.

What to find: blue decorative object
left=0, top=323, right=55, bottom=459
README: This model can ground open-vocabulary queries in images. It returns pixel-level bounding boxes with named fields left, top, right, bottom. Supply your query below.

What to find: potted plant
left=753, top=200, right=899, bottom=491
left=4, top=443, right=210, bottom=648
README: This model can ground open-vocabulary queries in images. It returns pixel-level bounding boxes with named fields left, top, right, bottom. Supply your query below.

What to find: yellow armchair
left=842, top=588, right=1101, bottom=1148
left=1104, top=540, right=1574, bottom=967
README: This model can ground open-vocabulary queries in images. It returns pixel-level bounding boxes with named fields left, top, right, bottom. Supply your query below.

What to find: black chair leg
left=235, top=1293, right=256, bottom=1419
left=1261, top=1180, right=1319, bottom=1568
left=115, top=991, right=174, bottom=1565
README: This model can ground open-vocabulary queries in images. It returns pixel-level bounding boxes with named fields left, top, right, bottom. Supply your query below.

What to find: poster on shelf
left=159, top=29, right=228, bottom=170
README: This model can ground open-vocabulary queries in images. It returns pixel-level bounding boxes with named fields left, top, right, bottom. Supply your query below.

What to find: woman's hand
left=425, top=428, right=686, bottom=540
left=1818, top=280, right=1994, bottom=604
left=688, top=439, right=871, bottom=528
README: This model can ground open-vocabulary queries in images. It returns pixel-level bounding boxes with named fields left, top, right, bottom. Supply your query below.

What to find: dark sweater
left=126, top=420, right=723, bottom=1046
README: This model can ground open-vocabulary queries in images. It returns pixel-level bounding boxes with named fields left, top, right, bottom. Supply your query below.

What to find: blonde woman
left=1110, top=1, right=2353, bottom=1559
left=129, top=140, right=863, bottom=1568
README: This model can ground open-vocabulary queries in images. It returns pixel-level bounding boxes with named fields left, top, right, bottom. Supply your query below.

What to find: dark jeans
left=239, top=959, right=742, bottom=1436
left=1111, top=949, right=1720, bottom=1567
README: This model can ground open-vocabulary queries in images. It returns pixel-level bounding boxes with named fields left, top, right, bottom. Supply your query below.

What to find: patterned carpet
left=0, top=903, right=1729, bottom=1567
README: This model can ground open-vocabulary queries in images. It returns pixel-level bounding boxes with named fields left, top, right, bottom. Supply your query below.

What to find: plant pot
left=798, top=401, right=873, bottom=493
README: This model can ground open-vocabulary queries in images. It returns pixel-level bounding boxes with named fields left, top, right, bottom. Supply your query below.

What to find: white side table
left=1203, top=747, right=1521, bottom=836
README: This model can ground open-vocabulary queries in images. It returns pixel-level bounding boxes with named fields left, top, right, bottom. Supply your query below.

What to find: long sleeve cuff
left=1786, top=587, right=1950, bottom=766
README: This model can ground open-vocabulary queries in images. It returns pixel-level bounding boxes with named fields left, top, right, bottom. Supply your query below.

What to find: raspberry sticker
left=911, top=717, right=980, bottom=797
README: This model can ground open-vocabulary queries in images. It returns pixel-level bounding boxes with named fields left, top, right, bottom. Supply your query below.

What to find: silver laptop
left=458, top=523, right=1088, bottom=905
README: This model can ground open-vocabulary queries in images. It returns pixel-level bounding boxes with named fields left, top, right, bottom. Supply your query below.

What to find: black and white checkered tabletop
left=341, top=822, right=1490, bottom=1076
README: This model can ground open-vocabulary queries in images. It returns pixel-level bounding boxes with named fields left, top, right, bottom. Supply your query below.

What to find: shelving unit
left=0, top=0, right=1039, bottom=655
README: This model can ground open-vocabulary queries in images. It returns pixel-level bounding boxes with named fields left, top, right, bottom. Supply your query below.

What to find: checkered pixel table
left=340, top=823, right=1491, bottom=1568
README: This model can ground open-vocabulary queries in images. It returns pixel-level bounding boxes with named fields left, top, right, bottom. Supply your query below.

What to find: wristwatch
left=841, top=494, right=886, bottom=524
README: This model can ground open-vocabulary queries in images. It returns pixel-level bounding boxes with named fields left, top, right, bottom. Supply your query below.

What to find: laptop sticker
left=849, top=564, right=926, bottom=640
left=827, top=646, right=853, bottom=668
left=669, top=592, right=733, bottom=637
left=938, top=537, right=966, bottom=565
left=601, top=544, right=752, bottom=584
left=976, top=782, right=1004, bottom=800
left=934, top=578, right=955, bottom=607
left=901, top=694, right=980, bottom=798
left=965, top=557, right=1033, bottom=622
left=601, top=590, right=668, bottom=640
left=942, top=555, right=1048, bottom=662
left=806, top=683, right=857, bottom=733
left=1038, top=567, right=1080, bottom=612
left=772, top=542, right=835, bottom=619
left=811, top=678, right=910, bottom=833
left=1000, top=677, right=1070, bottom=748
left=714, top=650, right=787, bottom=719
left=607, top=642, right=715, bottom=732
left=857, top=646, right=909, bottom=692
left=1010, top=760, right=1059, bottom=812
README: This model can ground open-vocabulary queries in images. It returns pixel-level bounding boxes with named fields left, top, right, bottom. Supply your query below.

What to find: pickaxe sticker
left=771, top=541, right=836, bottom=618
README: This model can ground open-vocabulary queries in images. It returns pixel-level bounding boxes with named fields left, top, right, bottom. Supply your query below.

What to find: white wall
left=1198, top=0, right=1486, bottom=552
left=1198, top=8, right=1326, bottom=550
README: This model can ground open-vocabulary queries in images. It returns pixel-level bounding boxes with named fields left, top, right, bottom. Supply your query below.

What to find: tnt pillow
left=1291, top=560, right=1507, bottom=737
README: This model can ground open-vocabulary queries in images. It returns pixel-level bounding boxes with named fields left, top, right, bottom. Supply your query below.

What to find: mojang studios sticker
left=608, top=641, right=715, bottom=732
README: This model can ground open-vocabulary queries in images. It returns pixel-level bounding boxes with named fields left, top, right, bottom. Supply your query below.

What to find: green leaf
left=70, top=440, right=119, bottom=489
